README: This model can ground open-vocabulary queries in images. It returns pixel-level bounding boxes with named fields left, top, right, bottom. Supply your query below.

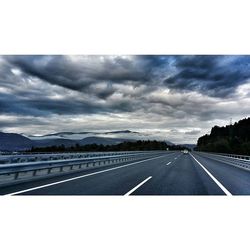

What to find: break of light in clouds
left=0, top=55, right=250, bottom=144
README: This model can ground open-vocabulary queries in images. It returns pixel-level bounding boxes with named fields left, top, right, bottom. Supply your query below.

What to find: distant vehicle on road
left=183, top=149, right=188, bottom=154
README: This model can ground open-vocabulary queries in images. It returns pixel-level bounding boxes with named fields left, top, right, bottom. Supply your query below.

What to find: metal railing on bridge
left=0, top=150, right=171, bottom=187
left=196, top=151, right=250, bottom=171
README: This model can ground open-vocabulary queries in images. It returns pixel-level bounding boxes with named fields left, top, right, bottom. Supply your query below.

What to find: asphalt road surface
left=1, top=151, right=250, bottom=195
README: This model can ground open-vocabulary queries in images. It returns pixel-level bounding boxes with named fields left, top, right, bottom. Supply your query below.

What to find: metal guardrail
left=0, top=151, right=154, bottom=164
left=208, top=152, right=250, bottom=160
left=0, top=151, right=170, bottom=186
left=196, top=151, right=250, bottom=171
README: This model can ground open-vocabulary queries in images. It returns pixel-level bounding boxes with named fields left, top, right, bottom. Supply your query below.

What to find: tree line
left=28, top=140, right=188, bottom=153
left=195, top=117, right=250, bottom=155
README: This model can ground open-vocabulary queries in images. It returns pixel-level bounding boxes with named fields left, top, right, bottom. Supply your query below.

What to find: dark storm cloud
left=7, top=55, right=250, bottom=100
left=0, top=55, right=170, bottom=126
left=1, top=55, right=250, bottom=143
left=6, top=55, right=162, bottom=94
left=164, top=55, right=250, bottom=97
left=0, top=91, right=129, bottom=117
left=0, top=92, right=44, bottom=116
left=0, top=116, right=51, bottom=130
left=7, top=55, right=96, bottom=92
left=24, top=98, right=101, bottom=115
left=0, top=86, right=138, bottom=117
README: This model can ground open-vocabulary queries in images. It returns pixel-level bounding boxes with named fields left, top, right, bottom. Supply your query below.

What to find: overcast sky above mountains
left=0, top=55, right=250, bottom=144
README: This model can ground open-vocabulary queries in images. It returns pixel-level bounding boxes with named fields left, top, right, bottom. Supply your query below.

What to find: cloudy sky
left=0, top=55, right=250, bottom=144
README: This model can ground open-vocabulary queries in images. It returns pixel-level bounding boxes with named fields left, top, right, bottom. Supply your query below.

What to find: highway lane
left=0, top=152, right=174, bottom=195
left=1, top=152, right=177, bottom=195
left=131, top=152, right=225, bottom=195
left=0, top=151, right=224, bottom=195
left=192, top=152, right=250, bottom=195
left=1, top=151, right=250, bottom=195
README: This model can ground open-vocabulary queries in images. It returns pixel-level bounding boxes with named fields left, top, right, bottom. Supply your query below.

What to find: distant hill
left=43, top=132, right=90, bottom=136
left=79, top=136, right=134, bottom=145
left=103, top=130, right=138, bottom=134
left=33, top=136, right=131, bottom=147
left=181, top=144, right=196, bottom=150
left=196, top=117, right=250, bottom=155
left=26, top=130, right=142, bottom=141
left=0, top=132, right=33, bottom=151
left=28, top=130, right=137, bottom=138
left=29, top=140, right=188, bottom=153
left=0, top=133, right=136, bottom=151
left=0, top=130, right=175, bottom=152
left=35, top=138, right=77, bottom=147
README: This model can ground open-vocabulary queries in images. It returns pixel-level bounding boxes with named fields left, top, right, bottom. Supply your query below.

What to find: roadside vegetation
left=28, top=140, right=188, bottom=153
left=195, top=117, right=250, bottom=155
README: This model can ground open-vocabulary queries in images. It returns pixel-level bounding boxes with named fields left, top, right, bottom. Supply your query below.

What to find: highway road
left=1, top=151, right=250, bottom=195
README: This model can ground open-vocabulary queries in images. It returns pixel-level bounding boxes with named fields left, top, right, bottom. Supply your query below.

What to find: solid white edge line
left=124, top=176, right=152, bottom=196
left=190, top=153, right=232, bottom=196
left=4, top=154, right=168, bottom=196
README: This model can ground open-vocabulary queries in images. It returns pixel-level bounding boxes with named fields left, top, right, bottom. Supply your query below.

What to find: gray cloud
left=6, top=56, right=161, bottom=94
left=185, top=129, right=201, bottom=135
left=164, top=55, right=250, bottom=97
left=0, top=55, right=250, bottom=143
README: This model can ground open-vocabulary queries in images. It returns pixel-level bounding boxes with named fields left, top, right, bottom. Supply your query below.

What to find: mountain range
left=0, top=130, right=174, bottom=151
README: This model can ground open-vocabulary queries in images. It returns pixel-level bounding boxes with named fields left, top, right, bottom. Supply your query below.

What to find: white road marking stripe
left=124, top=176, right=152, bottom=196
left=190, top=153, right=232, bottom=196
left=4, top=154, right=168, bottom=196
left=174, top=157, right=177, bottom=159
left=166, top=162, right=171, bottom=165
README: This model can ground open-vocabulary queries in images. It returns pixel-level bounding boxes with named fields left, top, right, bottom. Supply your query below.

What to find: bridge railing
left=197, top=151, right=250, bottom=160
left=0, top=150, right=170, bottom=186
left=0, top=151, right=156, bottom=164
left=215, top=152, right=250, bottom=160
left=196, top=151, right=250, bottom=171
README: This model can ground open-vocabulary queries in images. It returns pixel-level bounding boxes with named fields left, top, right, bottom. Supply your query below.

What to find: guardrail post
left=0, top=151, right=166, bottom=183
left=14, top=172, right=19, bottom=180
